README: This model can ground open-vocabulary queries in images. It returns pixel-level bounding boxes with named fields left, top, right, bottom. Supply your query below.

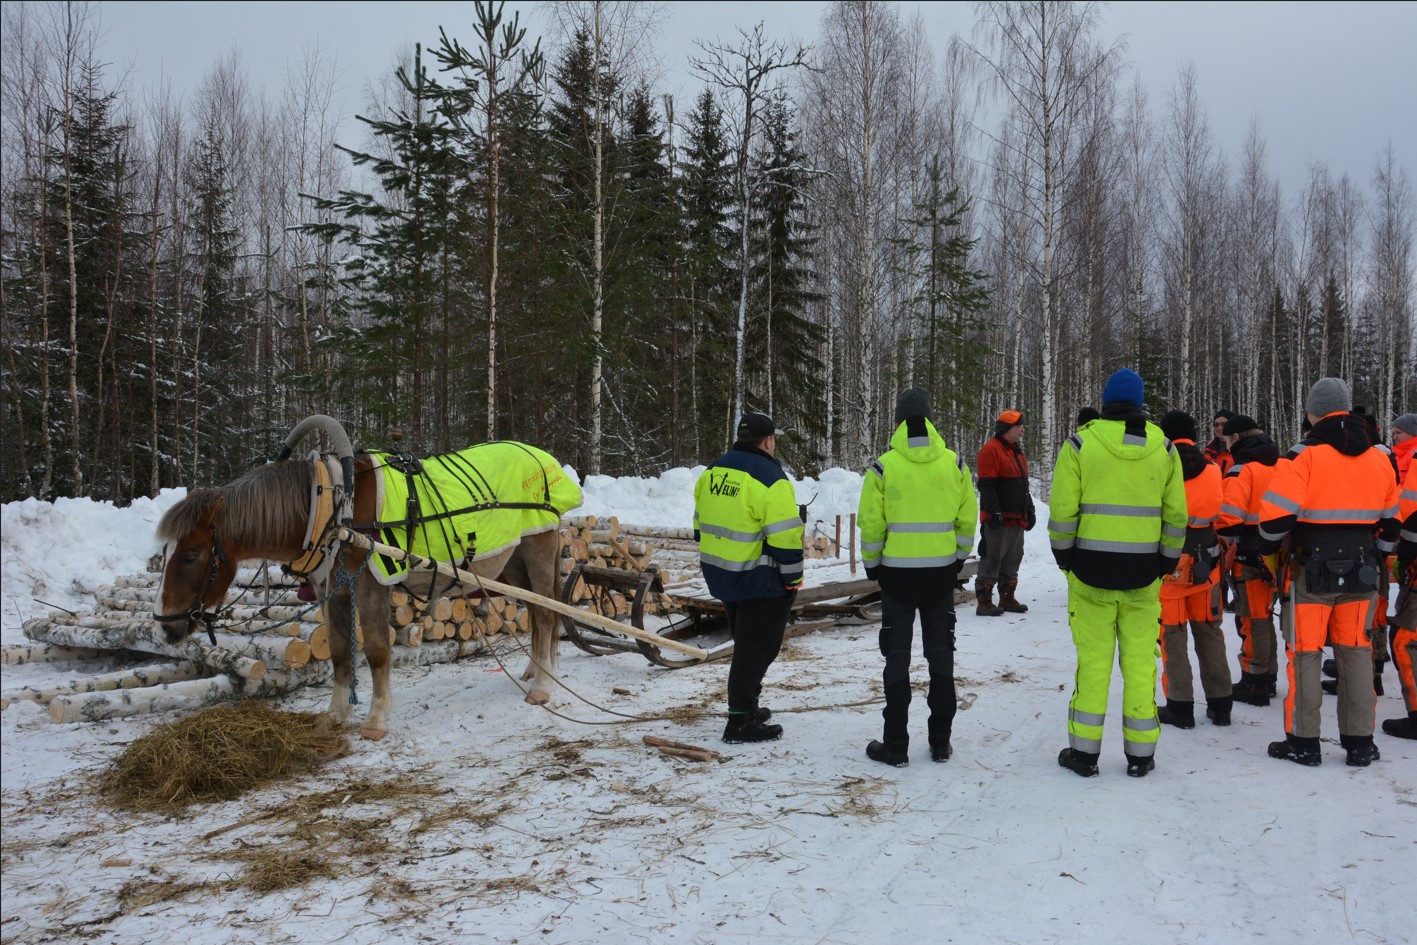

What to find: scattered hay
left=99, top=701, right=350, bottom=812
left=411, top=800, right=513, bottom=837
left=117, top=877, right=215, bottom=911
left=826, top=775, right=898, bottom=820
left=217, top=844, right=339, bottom=894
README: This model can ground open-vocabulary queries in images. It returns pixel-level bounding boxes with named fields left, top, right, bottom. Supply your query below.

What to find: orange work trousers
left=1284, top=568, right=1376, bottom=740
left=1232, top=563, right=1277, bottom=676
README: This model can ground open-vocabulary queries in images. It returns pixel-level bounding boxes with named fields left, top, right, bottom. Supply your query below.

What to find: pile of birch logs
left=558, top=515, right=840, bottom=616
left=11, top=567, right=515, bottom=724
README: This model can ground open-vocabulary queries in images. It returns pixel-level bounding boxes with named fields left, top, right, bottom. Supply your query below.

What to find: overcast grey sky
left=88, top=1, right=1416, bottom=194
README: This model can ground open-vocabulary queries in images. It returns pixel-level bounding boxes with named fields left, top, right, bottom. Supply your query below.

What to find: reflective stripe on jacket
left=858, top=418, right=977, bottom=571
left=1398, top=463, right=1417, bottom=566
left=1048, top=413, right=1188, bottom=590
left=694, top=445, right=805, bottom=602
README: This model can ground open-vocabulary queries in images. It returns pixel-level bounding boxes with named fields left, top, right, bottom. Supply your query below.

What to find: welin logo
left=708, top=472, right=741, bottom=497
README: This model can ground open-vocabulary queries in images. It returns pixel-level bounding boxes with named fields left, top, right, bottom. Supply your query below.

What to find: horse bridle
left=154, top=527, right=231, bottom=646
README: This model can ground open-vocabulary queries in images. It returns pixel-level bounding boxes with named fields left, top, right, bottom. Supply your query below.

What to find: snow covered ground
left=2, top=470, right=1414, bottom=945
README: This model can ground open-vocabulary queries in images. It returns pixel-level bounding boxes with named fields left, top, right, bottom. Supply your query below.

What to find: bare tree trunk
left=59, top=4, right=83, bottom=494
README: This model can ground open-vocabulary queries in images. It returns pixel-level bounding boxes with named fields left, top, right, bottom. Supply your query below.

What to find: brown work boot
left=976, top=582, right=1004, bottom=617
left=998, top=578, right=1029, bottom=614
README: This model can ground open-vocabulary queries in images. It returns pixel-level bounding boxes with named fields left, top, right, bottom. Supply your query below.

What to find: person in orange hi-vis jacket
left=1155, top=411, right=1233, bottom=729
left=1257, top=378, right=1401, bottom=767
left=1215, top=415, right=1282, bottom=707
left=1383, top=460, right=1417, bottom=740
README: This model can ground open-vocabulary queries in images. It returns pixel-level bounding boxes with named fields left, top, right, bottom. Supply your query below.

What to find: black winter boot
left=1381, top=711, right=1417, bottom=740
left=930, top=741, right=953, bottom=762
left=723, top=713, right=783, bottom=744
left=1057, top=747, right=1099, bottom=778
left=866, top=740, right=909, bottom=767
left=1125, top=754, right=1156, bottom=777
left=1205, top=697, right=1233, bottom=726
left=1322, top=657, right=1337, bottom=679
left=751, top=706, right=772, bottom=723
left=975, top=582, right=1004, bottom=617
left=1341, top=734, right=1380, bottom=767
left=998, top=578, right=1029, bottom=614
left=1267, top=734, right=1322, bottom=766
left=1321, top=678, right=1339, bottom=696
left=1233, top=672, right=1271, bottom=707
left=1157, top=700, right=1196, bottom=729
left=1265, top=673, right=1278, bottom=697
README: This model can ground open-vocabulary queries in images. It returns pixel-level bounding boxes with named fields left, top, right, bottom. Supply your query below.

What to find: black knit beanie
left=1159, top=409, right=1198, bottom=443
left=895, top=387, right=931, bottom=423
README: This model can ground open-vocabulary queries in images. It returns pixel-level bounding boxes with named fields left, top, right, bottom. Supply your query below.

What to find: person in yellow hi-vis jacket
left=694, top=412, right=805, bottom=744
left=857, top=388, right=977, bottom=767
left=1049, top=369, right=1188, bottom=778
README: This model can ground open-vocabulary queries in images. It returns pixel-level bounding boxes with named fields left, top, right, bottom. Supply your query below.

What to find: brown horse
left=154, top=453, right=565, bottom=739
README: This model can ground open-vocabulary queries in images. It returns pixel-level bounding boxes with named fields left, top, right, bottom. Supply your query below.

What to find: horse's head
left=155, top=491, right=235, bottom=643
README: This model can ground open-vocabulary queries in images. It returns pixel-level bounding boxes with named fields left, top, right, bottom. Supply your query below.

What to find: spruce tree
left=748, top=93, right=824, bottom=466
left=679, top=88, right=734, bottom=459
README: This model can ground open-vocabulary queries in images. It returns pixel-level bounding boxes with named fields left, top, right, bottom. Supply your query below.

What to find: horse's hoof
left=359, top=726, right=387, bottom=741
left=525, top=689, right=550, bottom=706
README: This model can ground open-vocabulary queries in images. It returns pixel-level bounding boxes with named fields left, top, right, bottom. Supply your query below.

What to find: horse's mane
left=157, top=461, right=312, bottom=548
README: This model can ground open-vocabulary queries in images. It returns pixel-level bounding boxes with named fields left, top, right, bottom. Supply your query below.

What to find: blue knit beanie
left=1102, top=368, right=1145, bottom=407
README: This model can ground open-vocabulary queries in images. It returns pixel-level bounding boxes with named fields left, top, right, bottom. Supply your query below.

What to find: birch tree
left=968, top=0, right=1121, bottom=476
left=692, top=22, right=809, bottom=435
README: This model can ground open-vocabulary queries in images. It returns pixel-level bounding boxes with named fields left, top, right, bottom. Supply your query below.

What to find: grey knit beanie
left=1393, top=413, right=1417, bottom=437
left=1305, top=377, right=1351, bottom=418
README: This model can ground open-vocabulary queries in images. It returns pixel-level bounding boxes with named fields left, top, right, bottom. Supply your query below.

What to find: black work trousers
left=880, top=592, right=957, bottom=751
left=724, top=594, right=794, bottom=714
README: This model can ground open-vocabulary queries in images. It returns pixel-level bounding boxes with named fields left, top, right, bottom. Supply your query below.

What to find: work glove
left=1025, top=507, right=1037, bottom=532
left=865, top=565, right=881, bottom=583
left=784, top=577, right=803, bottom=594
left=1158, top=554, right=1177, bottom=579
left=1052, top=549, right=1073, bottom=572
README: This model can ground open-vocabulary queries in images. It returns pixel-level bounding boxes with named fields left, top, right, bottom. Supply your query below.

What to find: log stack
left=11, top=561, right=526, bottom=724
left=556, top=514, right=842, bottom=615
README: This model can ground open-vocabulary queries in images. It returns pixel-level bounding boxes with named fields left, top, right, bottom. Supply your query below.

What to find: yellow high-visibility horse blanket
left=367, top=441, right=581, bottom=585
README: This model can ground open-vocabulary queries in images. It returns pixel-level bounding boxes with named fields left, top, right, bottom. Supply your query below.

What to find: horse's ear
left=201, top=495, right=225, bottom=526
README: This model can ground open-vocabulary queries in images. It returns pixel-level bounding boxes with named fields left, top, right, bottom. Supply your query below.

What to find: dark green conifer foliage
left=747, top=93, right=824, bottom=467
left=897, top=155, right=990, bottom=451
left=303, top=44, right=461, bottom=448
left=679, top=88, right=735, bottom=459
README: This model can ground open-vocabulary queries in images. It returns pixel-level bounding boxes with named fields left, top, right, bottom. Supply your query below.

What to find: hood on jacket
left=1230, top=432, right=1280, bottom=466
left=1306, top=412, right=1372, bottom=457
left=890, top=416, right=947, bottom=464
left=1088, top=403, right=1167, bottom=461
left=1170, top=438, right=1211, bottom=481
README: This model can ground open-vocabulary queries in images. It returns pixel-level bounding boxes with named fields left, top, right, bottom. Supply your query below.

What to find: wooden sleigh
left=557, top=558, right=978, bottom=670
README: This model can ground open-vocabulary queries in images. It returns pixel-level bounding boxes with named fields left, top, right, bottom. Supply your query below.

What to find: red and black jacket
left=977, top=436, right=1034, bottom=527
